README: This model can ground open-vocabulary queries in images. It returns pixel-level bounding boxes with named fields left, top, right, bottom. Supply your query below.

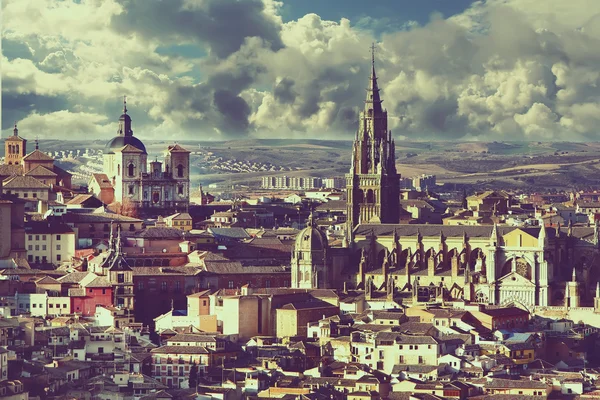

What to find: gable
left=502, top=228, right=538, bottom=247
left=497, top=271, right=535, bottom=287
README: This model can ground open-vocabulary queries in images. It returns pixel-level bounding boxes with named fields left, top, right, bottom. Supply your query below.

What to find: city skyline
left=3, top=0, right=600, bottom=142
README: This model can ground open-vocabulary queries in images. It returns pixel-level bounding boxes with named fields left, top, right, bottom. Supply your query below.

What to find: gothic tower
left=346, top=45, right=400, bottom=236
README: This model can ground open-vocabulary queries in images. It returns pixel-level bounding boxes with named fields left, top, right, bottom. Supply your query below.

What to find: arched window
left=366, top=189, right=375, bottom=203
left=15, top=145, right=19, bottom=154
left=356, top=189, right=364, bottom=203
left=128, top=163, right=135, bottom=177
left=177, top=164, right=184, bottom=178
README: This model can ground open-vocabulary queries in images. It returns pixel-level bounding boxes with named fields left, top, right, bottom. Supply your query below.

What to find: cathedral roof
left=294, top=214, right=328, bottom=252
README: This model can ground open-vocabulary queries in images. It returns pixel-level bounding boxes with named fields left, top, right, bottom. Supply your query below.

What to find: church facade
left=90, top=99, right=190, bottom=213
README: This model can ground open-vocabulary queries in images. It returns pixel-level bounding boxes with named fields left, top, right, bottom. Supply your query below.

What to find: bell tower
left=4, top=122, right=27, bottom=166
left=346, top=44, right=400, bottom=236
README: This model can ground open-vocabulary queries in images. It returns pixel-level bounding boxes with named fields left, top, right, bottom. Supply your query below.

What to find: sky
left=2, top=0, right=600, bottom=141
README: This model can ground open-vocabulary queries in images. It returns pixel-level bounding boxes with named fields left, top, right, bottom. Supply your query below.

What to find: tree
left=189, top=362, right=198, bottom=389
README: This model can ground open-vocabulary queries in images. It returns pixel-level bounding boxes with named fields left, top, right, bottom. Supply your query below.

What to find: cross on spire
left=13, top=122, right=18, bottom=136
left=35, top=136, right=39, bottom=150
left=123, top=95, right=128, bottom=114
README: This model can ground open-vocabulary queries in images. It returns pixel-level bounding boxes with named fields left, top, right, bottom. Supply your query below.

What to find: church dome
left=104, top=98, right=147, bottom=154
left=295, top=215, right=328, bottom=252
left=104, top=135, right=147, bottom=154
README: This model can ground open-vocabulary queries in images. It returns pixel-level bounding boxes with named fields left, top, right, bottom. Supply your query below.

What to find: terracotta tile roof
left=115, top=144, right=144, bottom=153
left=376, top=332, right=438, bottom=345
left=35, top=276, right=60, bottom=285
left=68, top=288, right=86, bottom=297
left=151, top=345, right=210, bottom=354
left=3, top=175, right=49, bottom=189
left=25, top=165, right=57, bottom=177
left=92, top=173, right=113, bottom=189
left=0, top=165, right=23, bottom=178
left=132, top=266, right=201, bottom=276
left=163, top=212, right=192, bottom=221
left=22, top=149, right=54, bottom=161
left=85, top=276, right=111, bottom=288
left=25, top=221, right=74, bottom=234
left=58, top=271, right=96, bottom=283
left=484, top=377, right=548, bottom=389
left=66, top=194, right=102, bottom=205
left=63, top=211, right=142, bottom=223
left=167, top=144, right=190, bottom=153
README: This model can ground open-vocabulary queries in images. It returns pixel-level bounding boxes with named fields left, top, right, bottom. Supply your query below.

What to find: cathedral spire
left=123, top=95, right=128, bottom=114
left=572, top=267, right=577, bottom=282
left=365, top=43, right=383, bottom=115
left=13, top=122, right=18, bottom=137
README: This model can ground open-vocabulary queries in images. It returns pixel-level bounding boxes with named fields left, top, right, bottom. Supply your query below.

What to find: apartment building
left=25, top=222, right=75, bottom=266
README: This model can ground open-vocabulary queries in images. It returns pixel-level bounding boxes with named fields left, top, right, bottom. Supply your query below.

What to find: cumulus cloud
left=2, top=0, right=600, bottom=141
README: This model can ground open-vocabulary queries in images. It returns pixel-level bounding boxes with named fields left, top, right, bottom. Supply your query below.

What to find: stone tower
left=346, top=44, right=400, bottom=236
left=565, top=267, right=580, bottom=308
left=4, top=123, right=27, bottom=165
left=164, top=144, right=191, bottom=211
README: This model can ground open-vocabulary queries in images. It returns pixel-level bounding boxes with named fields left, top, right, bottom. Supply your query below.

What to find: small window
left=56, top=235, right=61, bottom=240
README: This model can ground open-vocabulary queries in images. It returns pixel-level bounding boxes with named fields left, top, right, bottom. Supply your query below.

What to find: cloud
left=2, top=0, right=600, bottom=141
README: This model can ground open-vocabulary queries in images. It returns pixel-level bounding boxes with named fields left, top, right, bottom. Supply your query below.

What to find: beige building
left=25, top=222, right=75, bottom=266
left=275, top=300, right=339, bottom=338
left=163, top=212, right=193, bottom=231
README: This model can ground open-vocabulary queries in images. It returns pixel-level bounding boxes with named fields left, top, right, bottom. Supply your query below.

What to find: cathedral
left=290, top=49, right=600, bottom=311
left=90, top=98, right=191, bottom=213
